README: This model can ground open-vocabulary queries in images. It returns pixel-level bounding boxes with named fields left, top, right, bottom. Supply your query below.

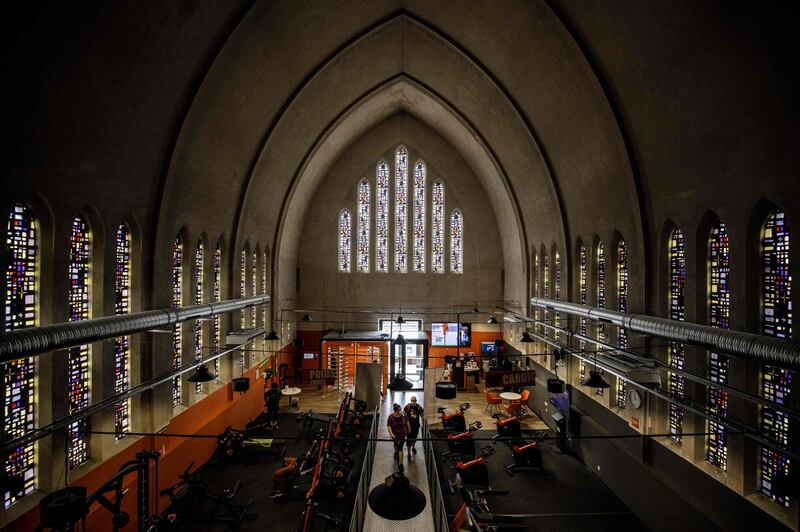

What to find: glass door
left=392, top=343, right=424, bottom=390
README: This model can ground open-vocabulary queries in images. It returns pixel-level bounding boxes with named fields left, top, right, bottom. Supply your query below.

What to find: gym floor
left=431, top=428, right=647, bottom=531
left=168, top=390, right=372, bottom=531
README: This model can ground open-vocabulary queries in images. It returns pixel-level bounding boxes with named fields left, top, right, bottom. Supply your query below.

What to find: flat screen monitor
left=431, top=322, right=471, bottom=347
left=481, top=342, right=497, bottom=354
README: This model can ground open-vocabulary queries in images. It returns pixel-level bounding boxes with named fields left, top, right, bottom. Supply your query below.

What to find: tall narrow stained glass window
left=339, top=210, right=351, bottom=273
left=376, top=161, right=389, bottom=272
left=3, top=204, right=37, bottom=507
left=533, top=253, right=539, bottom=330
left=67, top=216, right=91, bottom=468
left=543, top=253, right=550, bottom=338
left=413, top=161, right=426, bottom=272
left=357, top=179, right=370, bottom=273
left=579, top=245, right=588, bottom=379
left=760, top=211, right=793, bottom=506
left=193, top=242, right=204, bottom=394
left=251, top=251, right=258, bottom=327
left=432, top=180, right=445, bottom=273
left=212, top=243, right=222, bottom=377
left=554, top=251, right=561, bottom=341
left=706, top=220, right=730, bottom=470
left=616, top=240, right=629, bottom=408
left=239, top=249, right=247, bottom=369
left=114, top=225, right=131, bottom=439
left=668, top=228, right=686, bottom=443
left=394, top=146, right=408, bottom=273
left=596, top=242, right=606, bottom=396
left=172, top=237, right=183, bottom=407
left=450, top=210, right=463, bottom=274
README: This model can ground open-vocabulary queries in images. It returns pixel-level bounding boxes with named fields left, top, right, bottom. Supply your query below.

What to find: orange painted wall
left=426, top=330, right=502, bottom=368
left=7, top=362, right=269, bottom=532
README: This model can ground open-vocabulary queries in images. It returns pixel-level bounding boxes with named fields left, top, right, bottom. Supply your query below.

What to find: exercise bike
left=441, top=421, right=483, bottom=461
left=449, top=446, right=496, bottom=493
left=438, top=403, right=471, bottom=432
left=504, top=441, right=543, bottom=475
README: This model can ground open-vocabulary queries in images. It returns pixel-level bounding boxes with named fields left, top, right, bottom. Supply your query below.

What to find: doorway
left=392, top=343, right=425, bottom=390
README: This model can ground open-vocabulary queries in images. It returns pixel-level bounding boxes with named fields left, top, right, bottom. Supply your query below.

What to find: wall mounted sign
left=485, top=369, right=536, bottom=388
left=303, top=368, right=337, bottom=385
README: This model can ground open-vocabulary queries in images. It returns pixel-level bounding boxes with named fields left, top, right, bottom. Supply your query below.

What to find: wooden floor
left=277, top=383, right=548, bottom=431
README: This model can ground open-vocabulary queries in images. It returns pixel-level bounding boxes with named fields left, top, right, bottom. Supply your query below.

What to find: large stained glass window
left=450, top=209, right=463, bottom=274
left=240, top=249, right=247, bottom=327
left=760, top=211, right=793, bottom=506
left=193, top=242, right=204, bottom=394
left=533, top=253, right=539, bottom=328
left=579, top=245, right=587, bottom=379
left=339, top=210, right=351, bottom=272
left=706, top=220, right=730, bottom=470
left=357, top=179, right=370, bottom=273
left=212, top=242, right=222, bottom=377
left=432, top=180, right=445, bottom=273
left=376, top=161, right=389, bottom=272
left=114, top=225, right=131, bottom=439
left=67, top=215, right=91, bottom=468
left=543, top=253, right=550, bottom=338
left=3, top=204, right=37, bottom=507
left=668, top=228, right=686, bottom=443
left=413, top=161, right=426, bottom=272
left=172, top=237, right=183, bottom=407
left=251, top=251, right=258, bottom=327
left=616, top=239, right=629, bottom=408
left=554, top=251, right=561, bottom=341
left=596, top=242, right=606, bottom=396
left=394, top=146, right=408, bottom=272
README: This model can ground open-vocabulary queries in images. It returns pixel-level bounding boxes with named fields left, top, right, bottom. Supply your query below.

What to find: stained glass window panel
left=394, top=146, right=408, bottom=273
left=760, top=211, right=793, bottom=506
left=193, top=242, right=204, bottom=394
left=707, top=220, right=730, bottom=469
left=555, top=251, right=561, bottom=341
left=172, top=237, right=183, bottom=407
left=3, top=204, right=37, bottom=507
left=669, top=228, right=686, bottom=443
left=432, top=180, right=445, bottom=273
left=616, top=240, right=628, bottom=408
left=450, top=210, right=463, bottom=274
left=543, top=253, right=550, bottom=339
left=67, top=216, right=91, bottom=468
left=251, top=251, right=257, bottom=327
left=212, top=243, right=222, bottom=377
left=339, top=210, right=351, bottom=273
left=413, top=161, right=426, bottom=272
left=114, top=225, right=131, bottom=439
left=357, top=179, right=370, bottom=273
left=579, top=245, right=587, bottom=379
left=376, top=161, right=389, bottom=272
left=596, top=242, right=606, bottom=395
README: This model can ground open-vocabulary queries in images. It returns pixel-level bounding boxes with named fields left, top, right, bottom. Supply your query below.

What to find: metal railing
left=422, top=417, right=450, bottom=532
left=348, top=406, right=380, bottom=532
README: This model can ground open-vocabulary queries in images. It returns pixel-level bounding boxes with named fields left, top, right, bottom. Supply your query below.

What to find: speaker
left=293, top=338, right=304, bottom=347
left=547, top=378, right=565, bottom=393
left=232, top=377, right=250, bottom=392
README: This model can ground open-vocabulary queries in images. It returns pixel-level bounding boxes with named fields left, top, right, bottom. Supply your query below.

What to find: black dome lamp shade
left=520, top=330, right=534, bottom=343
left=388, top=334, right=413, bottom=390
left=301, top=313, right=312, bottom=321
left=487, top=315, right=499, bottom=325
left=582, top=370, right=610, bottom=389
left=265, top=329, right=280, bottom=341
left=368, top=472, right=427, bottom=520
left=187, top=365, right=216, bottom=383
left=396, top=314, right=405, bottom=324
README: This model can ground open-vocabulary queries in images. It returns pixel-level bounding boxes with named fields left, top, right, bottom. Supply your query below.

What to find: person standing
left=403, top=396, right=424, bottom=459
left=264, top=381, right=283, bottom=430
left=387, top=403, right=410, bottom=472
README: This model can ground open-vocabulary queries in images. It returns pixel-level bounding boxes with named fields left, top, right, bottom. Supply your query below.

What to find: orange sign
left=631, top=416, right=640, bottom=429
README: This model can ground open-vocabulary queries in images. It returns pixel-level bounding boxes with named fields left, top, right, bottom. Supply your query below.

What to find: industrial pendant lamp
left=582, top=370, right=610, bottom=389
left=396, top=314, right=405, bottom=325
left=368, top=472, right=427, bottom=520
left=301, top=313, right=312, bottom=322
left=187, top=365, right=216, bottom=383
left=520, top=330, right=534, bottom=343
left=487, top=315, right=499, bottom=324
left=265, top=329, right=280, bottom=341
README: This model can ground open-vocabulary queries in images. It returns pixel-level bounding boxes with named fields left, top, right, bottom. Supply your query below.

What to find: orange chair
left=484, top=391, right=502, bottom=415
left=511, top=389, right=530, bottom=407
left=506, top=401, right=525, bottom=418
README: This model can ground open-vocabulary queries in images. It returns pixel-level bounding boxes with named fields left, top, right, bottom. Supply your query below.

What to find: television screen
left=481, top=342, right=497, bottom=354
left=431, top=322, right=471, bottom=347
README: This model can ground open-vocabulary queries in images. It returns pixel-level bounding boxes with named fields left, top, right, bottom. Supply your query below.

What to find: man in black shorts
left=264, top=382, right=282, bottom=430
left=403, top=396, right=423, bottom=459
left=387, top=403, right=410, bottom=472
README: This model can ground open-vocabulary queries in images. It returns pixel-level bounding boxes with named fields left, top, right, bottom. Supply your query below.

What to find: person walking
left=403, top=396, right=424, bottom=459
left=264, top=381, right=283, bottom=430
left=387, top=403, right=410, bottom=472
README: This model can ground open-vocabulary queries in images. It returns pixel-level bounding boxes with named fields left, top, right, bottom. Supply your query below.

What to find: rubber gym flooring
left=167, top=411, right=372, bottom=531
left=432, top=429, right=648, bottom=531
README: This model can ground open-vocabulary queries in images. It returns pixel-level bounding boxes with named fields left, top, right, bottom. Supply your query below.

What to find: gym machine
left=441, top=421, right=483, bottom=462
left=504, top=441, right=543, bottom=475
left=438, top=403, right=472, bottom=432
left=448, top=446, right=496, bottom=493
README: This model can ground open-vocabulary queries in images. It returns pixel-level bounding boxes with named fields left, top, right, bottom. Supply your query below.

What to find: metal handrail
left=348, top=406, right=380, bottom=532
left=0, top=294, right=270, bottom=361
left=422, top=417, right=449, bottom=532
